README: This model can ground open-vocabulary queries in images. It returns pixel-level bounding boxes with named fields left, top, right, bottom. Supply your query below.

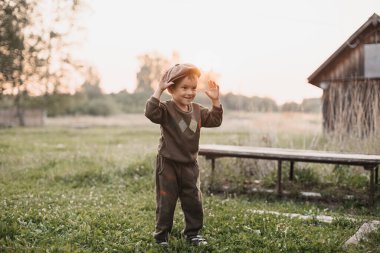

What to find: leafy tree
left=254, top=97, right=279, bottom=112
left=281, top=101, right=301, bottom=112
left=78, top=67, right=103, bottom=99
left=0, top=0, right=86, bottom=124
left=300, top=98, right=321, bottom=113
left=113, top=90, right=154, bottom=113
left=33, top=0, right=86, bottom=95
left=0, top=0, right=38, bottom=125
left=135, top=52, right=169, bottom=93
left=221, top=92, right=278, bottom=112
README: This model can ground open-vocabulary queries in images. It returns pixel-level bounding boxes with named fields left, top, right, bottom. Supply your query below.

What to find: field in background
left=1, top=112, right=379, bottom=252
left=46, top=111, right=379, bottom=153
left=46, top=111, right=323, bottom=134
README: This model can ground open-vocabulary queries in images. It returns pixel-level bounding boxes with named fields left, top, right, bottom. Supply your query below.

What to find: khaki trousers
left=154, top=155, right=203, bottom=241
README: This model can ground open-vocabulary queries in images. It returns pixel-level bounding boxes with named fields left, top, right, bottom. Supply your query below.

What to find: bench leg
left=376, top=165, right=379, bottom=186
left=289, top=161, right=295, bottom=181
left=364, top=165, right=376, bottom=207
left=209, top=158, right=215, bottom=192
left=277, top=160, right=283, bottom=196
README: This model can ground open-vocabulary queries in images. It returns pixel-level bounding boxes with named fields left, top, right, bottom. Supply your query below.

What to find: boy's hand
left=205, top=80, right=221, bottom=107
left=153, top=71, right=174, bottom=99
left=205, top=80, right=220, bottom=101
left=158, top=80, right=174, bottom=92
left=158, top=70, right=174, bottom=92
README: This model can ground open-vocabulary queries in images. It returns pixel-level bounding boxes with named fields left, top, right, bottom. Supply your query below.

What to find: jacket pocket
left=194, top=160, right=201, bottom=191
left=156, top=155, right=166, bottom=175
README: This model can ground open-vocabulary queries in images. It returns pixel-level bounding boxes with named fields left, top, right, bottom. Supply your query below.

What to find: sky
left=80, top=0, right=380, bottom=104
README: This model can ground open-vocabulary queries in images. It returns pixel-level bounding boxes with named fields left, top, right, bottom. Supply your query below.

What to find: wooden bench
left=198, top=144, right=380, bottom=206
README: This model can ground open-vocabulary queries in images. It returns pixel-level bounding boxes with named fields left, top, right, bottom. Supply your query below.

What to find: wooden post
left=277, top=160, right=283, bottom=196
left=370, top=167, right=374, bottom=207
left=209, top=158, right=216, bottom=191
left=289, top=161, right=295, bottom=181
left=364, top=165, right=376, bottom=207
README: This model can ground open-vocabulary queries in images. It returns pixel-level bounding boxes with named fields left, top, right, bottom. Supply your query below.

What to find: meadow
left=1, top=111, right=379, bottom=252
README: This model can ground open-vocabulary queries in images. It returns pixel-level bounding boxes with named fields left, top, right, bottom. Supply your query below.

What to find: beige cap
left=163, top=63, right=201, bottom=84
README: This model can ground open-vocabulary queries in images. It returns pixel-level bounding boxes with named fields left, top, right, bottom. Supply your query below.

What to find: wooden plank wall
left=317, top=26, right=380, bottom=83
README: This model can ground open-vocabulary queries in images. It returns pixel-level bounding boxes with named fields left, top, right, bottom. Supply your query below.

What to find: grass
left=1, top=112, right=380, bottom=252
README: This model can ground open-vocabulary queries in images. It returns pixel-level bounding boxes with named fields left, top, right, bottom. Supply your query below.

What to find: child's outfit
left=145, top=91, right=223, bottom=244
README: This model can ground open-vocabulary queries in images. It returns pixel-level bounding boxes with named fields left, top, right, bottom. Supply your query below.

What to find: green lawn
left=1, top=114, right=379, bottom=252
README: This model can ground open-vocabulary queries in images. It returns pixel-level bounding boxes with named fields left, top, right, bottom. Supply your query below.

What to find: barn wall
left=322, top=79, right=380, bottom=137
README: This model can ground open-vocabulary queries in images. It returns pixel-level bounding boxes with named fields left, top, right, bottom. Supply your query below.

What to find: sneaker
left=156, top=240, right=169, bottom=246
left=185, top=235, right=208, bottom=246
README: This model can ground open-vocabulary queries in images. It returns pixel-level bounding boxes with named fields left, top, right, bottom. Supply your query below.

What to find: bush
left=301, top=98, right=321, bottom=113
left=84, top=97, right=119, bottom=116
left=281, top=102, right=301, bottom=112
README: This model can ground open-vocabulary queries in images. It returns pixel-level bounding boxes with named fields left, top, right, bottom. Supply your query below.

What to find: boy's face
left=169, top=75, right=198, bottom=110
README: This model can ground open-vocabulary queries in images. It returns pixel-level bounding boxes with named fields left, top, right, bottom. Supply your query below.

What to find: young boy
left=144, top=63, right=223, bottom=246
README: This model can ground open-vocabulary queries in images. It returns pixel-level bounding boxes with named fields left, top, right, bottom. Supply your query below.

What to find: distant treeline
left=0, top=87, right=321, bottom=117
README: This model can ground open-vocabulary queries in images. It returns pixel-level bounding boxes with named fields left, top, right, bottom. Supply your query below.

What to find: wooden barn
left=308, top=13, right=380, bottom=137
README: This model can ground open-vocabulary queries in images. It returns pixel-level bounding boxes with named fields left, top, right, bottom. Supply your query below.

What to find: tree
left=78, top=67, right=103, bottom=99
left=33, top=0, right=87, bottom=95
left=281, top=102, right=301, bottom=112
left=300, top=98, right=321, bottom=113
left=221, top=92, right=278, bottom=112
left=135, top=52, right=169, bottom=93
left=0, top=0, right=87, bottom=124
left=0, top=0, right=38, bottom=125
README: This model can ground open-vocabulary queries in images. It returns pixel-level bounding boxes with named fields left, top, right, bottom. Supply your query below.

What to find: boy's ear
left=167, top=86, right=174, bottom=94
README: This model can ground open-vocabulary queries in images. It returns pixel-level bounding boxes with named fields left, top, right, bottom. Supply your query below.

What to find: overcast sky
left=80, top=0, right=380, bottom=103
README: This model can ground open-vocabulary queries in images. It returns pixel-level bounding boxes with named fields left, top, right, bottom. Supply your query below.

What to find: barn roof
left=308, top=13, right=380, bottom=87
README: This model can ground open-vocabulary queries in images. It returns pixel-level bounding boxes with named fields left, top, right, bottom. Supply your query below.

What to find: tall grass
left=323, top=80, right=380, bottom=138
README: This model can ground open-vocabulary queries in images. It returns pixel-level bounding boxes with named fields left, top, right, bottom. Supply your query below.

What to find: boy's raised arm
left=201, top=80, right=223, bottom=127
left=144, top=71, right=174, bottom=124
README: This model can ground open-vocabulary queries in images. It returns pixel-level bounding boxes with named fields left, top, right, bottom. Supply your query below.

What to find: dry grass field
left=46, top=111, right=322, bottom=134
